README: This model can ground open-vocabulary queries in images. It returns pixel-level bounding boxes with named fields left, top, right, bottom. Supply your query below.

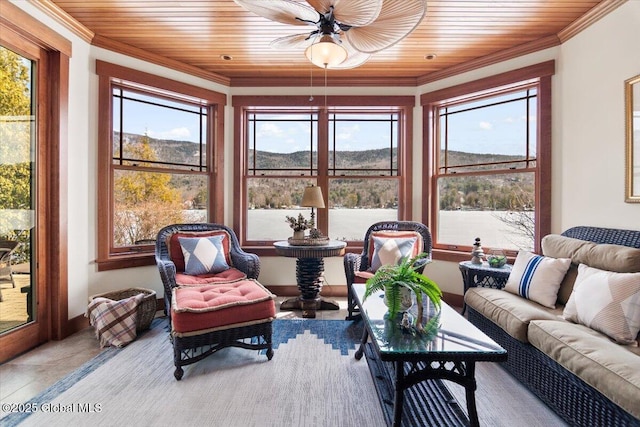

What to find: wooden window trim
left=0, top=1, right=71, bottom=359
left=421, top=62, right=554, bottom=261
left=95, top=61, right=226, bottom=270
left=233, top=96, right=414, bottom=256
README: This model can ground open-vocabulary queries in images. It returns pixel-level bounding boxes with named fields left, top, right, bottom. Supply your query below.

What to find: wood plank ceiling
left=44, top=0, right=618, bottom=87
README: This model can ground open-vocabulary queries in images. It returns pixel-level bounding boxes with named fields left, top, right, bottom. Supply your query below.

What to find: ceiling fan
left=233, top=0, right=428, bottom=69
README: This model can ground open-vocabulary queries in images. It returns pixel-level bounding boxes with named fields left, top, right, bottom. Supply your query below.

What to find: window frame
left=421, top=61, right=554, bottom=262
left=1, top=1, right=71, bottom=354
left=233, top=96, right=414, bottom=256
left=96, top=61, right=226, bottom=270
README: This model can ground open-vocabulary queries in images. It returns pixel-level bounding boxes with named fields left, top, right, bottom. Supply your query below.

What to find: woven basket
left=89, top=287, right=157, bottom=332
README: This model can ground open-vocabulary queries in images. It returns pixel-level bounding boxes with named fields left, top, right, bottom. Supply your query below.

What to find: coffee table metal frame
left=352, top=283, right=507, bottom=427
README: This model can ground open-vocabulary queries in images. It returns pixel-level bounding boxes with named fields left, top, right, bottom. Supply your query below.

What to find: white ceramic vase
left=383, top=286, right=414, bottom=312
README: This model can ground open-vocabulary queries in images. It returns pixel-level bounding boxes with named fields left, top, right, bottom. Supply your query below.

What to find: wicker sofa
left=465, top=226, right=640, bottom=426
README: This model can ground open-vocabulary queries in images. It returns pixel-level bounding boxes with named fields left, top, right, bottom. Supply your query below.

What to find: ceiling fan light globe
left=304, top=35, right=348, bottom=68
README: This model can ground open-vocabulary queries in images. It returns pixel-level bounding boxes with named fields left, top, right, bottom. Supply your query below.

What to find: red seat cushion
left=171, top=279, right=276, bottom=335
left=175, top=267, right=246, bottom=285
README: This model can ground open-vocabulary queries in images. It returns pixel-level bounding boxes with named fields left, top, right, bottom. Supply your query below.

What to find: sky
left=119, top=89, right=538, bottom=156
left=116, top=91, right=204, bottom=144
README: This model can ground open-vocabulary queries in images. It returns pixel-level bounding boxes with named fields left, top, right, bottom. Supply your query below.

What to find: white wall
left=555, top=1, right=640, bottom=231
left=411, top=1, right=640, bottom=295
left=12, top=0, right=640, bottom=317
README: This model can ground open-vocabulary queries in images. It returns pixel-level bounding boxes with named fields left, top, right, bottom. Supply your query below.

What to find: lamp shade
left=301, top=185, right=325, bottom=208
left=304, top=35, right=348, bottom=68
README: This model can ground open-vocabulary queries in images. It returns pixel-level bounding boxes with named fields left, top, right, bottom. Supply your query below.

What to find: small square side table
left=459, top=261, right=512, bottom=315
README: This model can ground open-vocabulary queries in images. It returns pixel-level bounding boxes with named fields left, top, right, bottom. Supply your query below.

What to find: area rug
left=2, top=318, right=566, bottom=427
left=2, top=319, right=386, bottom=427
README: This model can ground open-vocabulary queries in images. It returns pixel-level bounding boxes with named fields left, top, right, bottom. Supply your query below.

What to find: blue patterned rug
left=269, top=318, right=364, bottom=355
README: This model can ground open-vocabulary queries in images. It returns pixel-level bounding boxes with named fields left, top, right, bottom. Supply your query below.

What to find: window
left=234, top=96, right=413, bottom=251
left=1, top=0, right=71, bottom=356
left=96, top=61, right=226, bottom=270
left=422, top=62, right=554, bottom=258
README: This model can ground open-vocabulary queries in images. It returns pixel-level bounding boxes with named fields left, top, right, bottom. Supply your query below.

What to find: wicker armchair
left=155, top=223, right=260, bottom=315
left=156, top=223, right=274, bottom=380
left=343, top=221, right=433, bottom=320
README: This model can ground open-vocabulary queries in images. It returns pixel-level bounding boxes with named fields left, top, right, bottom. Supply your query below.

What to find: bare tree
left=493, top=187, right=535, bottom=251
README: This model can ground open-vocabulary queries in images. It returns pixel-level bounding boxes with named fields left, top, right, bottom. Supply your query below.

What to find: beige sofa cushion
left=542, top=234, right=640, bottom=272
left=528, top=320, right=640, bottom=419
left=464, top=287, right=562, bottom=342
left=542, top=235, right=640, bottom=305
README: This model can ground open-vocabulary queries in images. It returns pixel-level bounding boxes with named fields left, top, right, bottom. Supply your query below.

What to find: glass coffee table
left=352, top=283, right=507, bottom=427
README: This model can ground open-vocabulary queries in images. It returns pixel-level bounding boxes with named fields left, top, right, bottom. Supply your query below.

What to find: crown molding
left=230, top=75, right=418, bottom=87
left=417, top=35, right=560, bottom=86
left=26, top=0, right=94, bottom=43
left=91, top=35, right=231, bottom=87
left=558, top=0, right=628, bottom=42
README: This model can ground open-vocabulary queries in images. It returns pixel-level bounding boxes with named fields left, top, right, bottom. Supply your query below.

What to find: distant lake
left=244, top=208, right=533, bottom=251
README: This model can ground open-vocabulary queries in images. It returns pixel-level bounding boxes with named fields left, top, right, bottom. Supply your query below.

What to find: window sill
left=431, top=248, right=516, bottom=264
left=431, top=249, right=472, bottom=263
left=96, top=253, right=155, bottom=271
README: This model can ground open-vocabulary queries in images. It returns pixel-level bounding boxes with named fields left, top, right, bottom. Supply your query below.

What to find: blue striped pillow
left=505, top=251, right=571, bottom=308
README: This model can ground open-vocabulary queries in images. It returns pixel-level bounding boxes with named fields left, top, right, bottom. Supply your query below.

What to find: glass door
left=0, top=46, right=37, bottom=334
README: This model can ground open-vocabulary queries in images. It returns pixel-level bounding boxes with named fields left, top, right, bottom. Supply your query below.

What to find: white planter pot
left=383, top=287, right=413, bottom=312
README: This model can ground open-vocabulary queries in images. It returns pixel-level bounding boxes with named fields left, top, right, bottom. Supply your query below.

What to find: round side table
left=459, top=261, right=512, bottom=315
left=273, top=240, right=347, bottom=318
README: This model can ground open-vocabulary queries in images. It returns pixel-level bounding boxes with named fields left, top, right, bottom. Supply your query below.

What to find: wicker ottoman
left=170, top=278, right=276, bottom=380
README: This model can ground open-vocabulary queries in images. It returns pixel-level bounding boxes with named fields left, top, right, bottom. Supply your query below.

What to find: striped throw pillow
left=505, top=251, right=571, bottom=308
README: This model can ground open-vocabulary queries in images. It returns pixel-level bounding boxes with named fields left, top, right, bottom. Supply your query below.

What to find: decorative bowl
left=487, top=251, right=507, bottom=268
left=487, top=249, right=507, bottom=268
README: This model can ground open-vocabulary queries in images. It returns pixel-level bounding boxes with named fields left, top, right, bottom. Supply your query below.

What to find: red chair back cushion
left=167, top=230, right=232, bottom=272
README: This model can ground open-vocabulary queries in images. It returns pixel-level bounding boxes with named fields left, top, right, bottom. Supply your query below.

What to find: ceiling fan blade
left=328, top=41, right=371, bottom=69
left=270, top=34, right=312, bottom=50
left=234, top=0, right=319, bottom=26
left=344, top=0, right=427, bottom=54
left=306, top=0, right=382, bottom=27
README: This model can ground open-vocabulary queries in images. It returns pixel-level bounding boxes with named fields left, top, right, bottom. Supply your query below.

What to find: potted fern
left=363, top=253, right=442, bottom=332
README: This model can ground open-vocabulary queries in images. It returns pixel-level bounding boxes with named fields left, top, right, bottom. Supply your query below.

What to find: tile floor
left=0, top=296, right=350, bottom=406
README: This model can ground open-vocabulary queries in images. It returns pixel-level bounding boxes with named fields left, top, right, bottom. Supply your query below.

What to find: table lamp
left=301, top=185, right=325, bottom=228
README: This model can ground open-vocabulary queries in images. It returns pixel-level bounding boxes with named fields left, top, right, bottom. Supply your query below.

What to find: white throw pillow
left=368, top=236, right=418, bottom=272
left=563, top=264, right=640, bottom=345
left=504, top=251, right=571, bottom=308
